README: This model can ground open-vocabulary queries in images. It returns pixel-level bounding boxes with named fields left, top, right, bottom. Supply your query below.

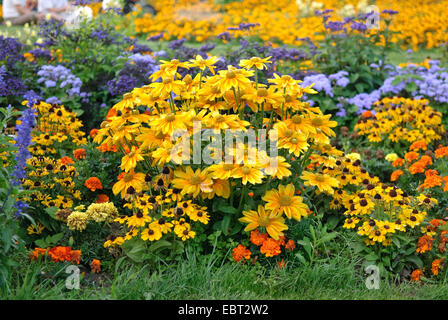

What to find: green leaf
left=148, top=240, right=172, bottom=253
left=406, top=255, right=423, bottom=269
left=45, top=207, right=58, bottom=220
left=221, top=215, right=231, bottom=235
left=364, top=252, right=379, bottom=262
left=405, top=82, right=417, bottom=92
left=218, top=205, right=238, bottom=215
left=121, top=238, right=148, bottom=263
left=295, top=253, right=307, bottom=265
left=316, top=232, right=338, bottom=245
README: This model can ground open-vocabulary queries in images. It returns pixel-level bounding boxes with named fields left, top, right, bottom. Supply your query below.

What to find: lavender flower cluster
left=12, top=106, right=37, bottom=186
left=0, top=66, right=26, bottom=97
left=0, top=36, right=24, bottom=65
left=343, top=60, right=448, bottom=114
left=37, top=65, right=89, bottom=102
left=107, top=53, right=160, bottom=96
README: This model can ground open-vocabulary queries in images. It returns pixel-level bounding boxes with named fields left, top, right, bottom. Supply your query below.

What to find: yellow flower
left=300, top=171, right=340, bottom=195
left=239, top=56, right=272, bottom=70
left=120, top=146, right=145, bottom=172
left=172, top=167, right=213, bottom=197
left=385, top=153, right=399, bottom=162
left=239, top=205, right=288, bottom=240
left=262, top=184, right=309, bottom=221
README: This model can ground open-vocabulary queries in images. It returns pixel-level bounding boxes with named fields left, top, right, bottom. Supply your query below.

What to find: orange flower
left=435, top=146, right=448, bottom=159
left=90, top=128, right=99, bottom=139
left=416, top=235, right=433, bottom=254
left=60, top=156, right=74, bottom=165
left=285, top=239, right=296, bottom=251
left=277, top=259, right=286, bottom=268
left=96, top=194, right=110, bottom=203
left=418, top=170, right=442, bottom=190
left=391, top=169, right=404, bottom=182
left=91, top=259, right=101, bottom=273
left=85, top=177, right=103, bottom=191
left=97, top=143, right=117, bottom=153
left=404, top=151, right=419, bottom=162
left=362, top=111, right=373, bottom=119
left=48, top=246, right=71, bottom=262
left=409, top=161, right=427, bottom=174
left=250, top=230, right=268, bottom=246
left=431, top=259, right=443, bottom=275
left=74, top=148, right=86, bottom=160
left=392, top=158, right=404, bottom=167
left=420, top=155, right=433, bottom=166
left=70, top=250, right=82, bottom=264
left=232, top=244, right=251, bottom=263
left=260, top=238, right=281, bottom=257
left=409, top=140, right=427, bottom=152
left=410, top=269, right=424, bottom=282
left=430, top=219, right=446, bottom=229
left=31, top=248, right=47, bottom=260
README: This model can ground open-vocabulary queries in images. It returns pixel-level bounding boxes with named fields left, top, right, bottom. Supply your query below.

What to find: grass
left=4, top=243, right=448, bottom=300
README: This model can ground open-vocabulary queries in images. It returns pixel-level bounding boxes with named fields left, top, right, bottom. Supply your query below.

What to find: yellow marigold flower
left=67, top=211, right=89, bottom=231
left=86, top=202, right=118, bottom=223
left=385, top=153, right=399, bottom=162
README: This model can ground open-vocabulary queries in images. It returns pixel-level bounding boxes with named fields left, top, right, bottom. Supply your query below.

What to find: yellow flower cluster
left=131, top=0, right=448, bottom=49
left=310, top=153, right=434, bottom=246
left=355, top=97, right=444, bottom=145
left=20, top=102, right=88, bottom=210
left=67, top=202, right=119, bottom=231
left=22, top=156, right=81, bottom=209
left=28, top=101, right=86, bottom=157
left=93, top=55, right=339, bottom=246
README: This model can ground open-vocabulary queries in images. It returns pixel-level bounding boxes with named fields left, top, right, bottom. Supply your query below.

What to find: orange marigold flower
left=431, top=259, right=443, bottom=276
left=91, top=259, right=101, bottom=273
left=70, top=250, right=82, bottom=264
left=31, top=247, right=47, bottom=260
left=416, top=235, right=434, bottom=254
left=434, top=146, right=448, bottom=159
left=404, top=151, right=419, bottom=162
left=410, top=269, right=424, bottom=282
left=362, top=111, right=373, bottom=119
left=409, top=140, right=427, bottom=152
left=391, top=169, right=404, bottom=182
left=85, top=177, right=103, bottom=191
left=430, top=219, right=446, bottom=229
left=90, top=128, right=99, bottom=138
left=232, top=244, right=251, bottom=263
left=48, top=246, right=71, bottom=262
left=60, top=156, right=74, bottom=165
left=74, top=148, right=86, bottom=160
left=392, top=158, right=404, bottom=168
left=96, top=194, right=110, bottom=203
left=250, top=230, right=268, bottom=246
left=418, top=171, right=442, bottom=190
left=420, top=155, right=433, bottom=166
left=409, top=161, right=427, bottom=175
left=285, top=239, right=296, bottom=251
left=260, top=238, right=281, bottom=257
